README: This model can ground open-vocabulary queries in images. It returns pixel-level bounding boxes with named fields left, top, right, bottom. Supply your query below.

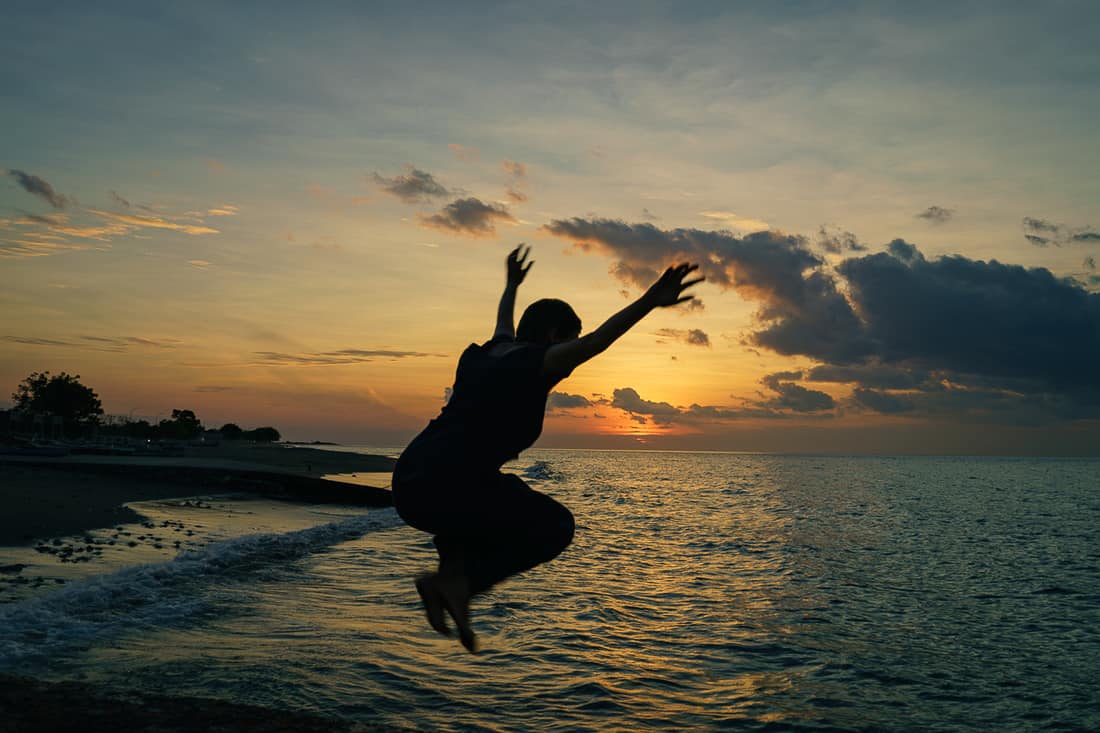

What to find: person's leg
left=454, top=474, right=575, bottom=596
left=407, top=473, right=575, bottom=652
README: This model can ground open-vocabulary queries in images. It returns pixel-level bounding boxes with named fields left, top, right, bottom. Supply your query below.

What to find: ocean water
left=1, top=450, right=1098, bottom=732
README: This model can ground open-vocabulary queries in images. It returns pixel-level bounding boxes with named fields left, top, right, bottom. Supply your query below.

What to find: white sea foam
left=0, top=508, right=402, bottom=670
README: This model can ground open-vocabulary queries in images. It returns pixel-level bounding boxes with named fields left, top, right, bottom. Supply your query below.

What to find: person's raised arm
left=543, top=263, right=703, bottom=376
left=493, top=244, right=533, bottom=340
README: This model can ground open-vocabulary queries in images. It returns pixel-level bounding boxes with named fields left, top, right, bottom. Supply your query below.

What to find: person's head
left=517, top=298, right=581, bottom=344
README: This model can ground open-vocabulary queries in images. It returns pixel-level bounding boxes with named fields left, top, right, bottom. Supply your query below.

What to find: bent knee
left=549, top=502, right=575, bottom=551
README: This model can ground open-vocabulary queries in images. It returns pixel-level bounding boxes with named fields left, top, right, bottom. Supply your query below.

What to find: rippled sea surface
left=2, top=451, right=1099, bottom=731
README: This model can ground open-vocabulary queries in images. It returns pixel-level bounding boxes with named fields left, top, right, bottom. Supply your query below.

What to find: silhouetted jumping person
left=392, top=245, right=702, bottom=652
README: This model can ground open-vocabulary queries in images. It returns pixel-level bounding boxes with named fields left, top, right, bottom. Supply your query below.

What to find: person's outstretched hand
left=507, top=244, right=533, bottom=286
left=643, top=263, right=704, bottom=308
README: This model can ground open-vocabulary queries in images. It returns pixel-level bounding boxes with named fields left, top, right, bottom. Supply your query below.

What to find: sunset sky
left=3, top=2, right=1099, bottom=454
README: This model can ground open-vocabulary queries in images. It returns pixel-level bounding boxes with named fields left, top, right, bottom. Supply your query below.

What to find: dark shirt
left=396, top=335, right=569, bottom=481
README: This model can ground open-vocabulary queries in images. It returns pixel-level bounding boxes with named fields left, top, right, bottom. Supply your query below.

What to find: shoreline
left=0, top=444, right=395, bottom=547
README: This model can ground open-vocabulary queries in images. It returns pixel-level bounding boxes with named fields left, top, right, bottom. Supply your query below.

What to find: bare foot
left=415, top=574, right=451, bottom=637
left=434, top=574, right=478, bottom=653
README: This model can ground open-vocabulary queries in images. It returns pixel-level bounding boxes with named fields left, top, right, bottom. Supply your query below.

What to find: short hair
left=516, top=298, right=581, bottom=343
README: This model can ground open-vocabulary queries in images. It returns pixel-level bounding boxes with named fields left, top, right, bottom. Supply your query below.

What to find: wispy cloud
left=88, top=209, right=219, bottom=235
left=373, top=167, right=450, bottom=203
left=420, top=197, right=516, bottom=237
left=206, top=205, right=239, bottom=216
left=654, top=328, right=711, bottom=346
left=6, top=169, right=72, bottom=209
left=1022, top=216, right=1100, bottom=247
left=254, top=348, right=446, bottom=366
left=448, top=143, right=479, bottom=163
left=2, top=334, right=182, bottom=352
left=698, top=211, right=769, bottom=233
left=503, top=159, right=529, bottom=203
left=916, top=205, right=955, bottom=224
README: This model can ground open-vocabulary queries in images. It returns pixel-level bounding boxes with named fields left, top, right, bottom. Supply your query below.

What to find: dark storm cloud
left=373, top=167, right=450, bottom=203
left=837, top=246, right=1100, bottom=390
left=547, top=391, right=592, bottom=409
left=816, top=225, right=868, bottom=254
left=255, top=349, right=445, bottom=366
left=546, top=214, right=1100, bottom=422
left=541, top=217, right=871, bottom=363
left=6, top=170, right=71, bottom=209
left=761, top=372, right=835, bottom=412
left=806, top=363, right=930, bottom=390
left=916, top=206, right=955, bottom=223
left=654, top=328, right=711, bottom=346
left=851, top=387, right=915, bottom=414
left=420, top=197, right=516, bottom=237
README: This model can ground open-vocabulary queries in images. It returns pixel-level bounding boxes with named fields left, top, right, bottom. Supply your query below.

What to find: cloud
left=189, top=259, right=211, bottom=269
left=543, top=216, right=870, bottom=363
left=448, top=144, right=479, bottom=163
left=109, top=191, right=131, bottom=208
left=806, top=362, right=930, bottom=390
left=502, top=160, right=527, bottom=179
left=206, top=205, right=239, bottom=216
left=606, top=384, right=832, bottom=425
left=760, top=372, right=836, bottom=412
left=420, top=197, right=516, bottom=237
left=610, top=387, right=681, bottom=421
left=816, top=225, right=868, bottom=254
left=654, top=328, right=711, bottom=346
left=641, top=208, right=660, bottom=221
left=547, top=391, right=592, bottom=409
left=88, top=209, right=218, bottom=235
left=698, top=211, right=770, bottom=233
left=2, top=334, right=181, bottom=352
left=254, top=348, right=446, bottom=366
left=373, top=167, right=450, bottom=203
left=194, top=385, right=233, bottom=393
left=1022, top=216, right=1100, bottom=247
left=502, top=159, right=529, bottom=204
left=851, top=387, right=916, bottom=414
left=916, top=206, right=955, bottom=223
left=1085, top=256, right=1097, bottom=271
left=546, top=213, right=1100, bottom=422
left=6, top=170, right=72, bottom=209
left=836, top=244, right=1100, bottom=391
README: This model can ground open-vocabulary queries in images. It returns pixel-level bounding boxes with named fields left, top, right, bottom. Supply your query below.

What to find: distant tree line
left=5, top=371, right=280, bottom=442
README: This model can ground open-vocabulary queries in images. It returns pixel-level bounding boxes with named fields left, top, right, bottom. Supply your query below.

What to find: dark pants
left=392, top=471, right=575, bottom=596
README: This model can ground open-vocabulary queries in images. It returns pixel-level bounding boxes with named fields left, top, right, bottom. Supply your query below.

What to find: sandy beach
left=0, top=444, right=396, bottom=546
